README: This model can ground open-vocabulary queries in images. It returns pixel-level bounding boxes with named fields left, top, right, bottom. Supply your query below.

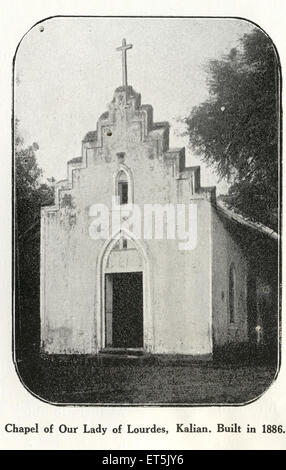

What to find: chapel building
left=40, top=40, right=278, bottom=357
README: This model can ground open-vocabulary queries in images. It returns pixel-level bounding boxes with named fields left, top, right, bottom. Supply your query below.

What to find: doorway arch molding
left=95, top=228, right=153, bottom=352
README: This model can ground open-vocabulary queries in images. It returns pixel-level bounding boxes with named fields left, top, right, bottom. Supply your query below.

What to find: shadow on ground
left=15, top=352, right=278, bottom=405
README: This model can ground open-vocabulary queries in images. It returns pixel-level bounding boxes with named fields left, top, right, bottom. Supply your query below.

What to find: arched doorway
left=96, top=230, right=152, bottom=352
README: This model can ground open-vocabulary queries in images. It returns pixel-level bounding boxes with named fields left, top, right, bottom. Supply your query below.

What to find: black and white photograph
left=13, top=16, right=280, bottom=406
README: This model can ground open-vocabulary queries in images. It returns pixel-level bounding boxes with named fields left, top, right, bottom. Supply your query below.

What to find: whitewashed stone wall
left=40, top=85, right=241, bottom=356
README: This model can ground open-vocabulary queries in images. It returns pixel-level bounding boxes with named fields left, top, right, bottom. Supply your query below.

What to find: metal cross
left=116, top=38, right=133, bottom=87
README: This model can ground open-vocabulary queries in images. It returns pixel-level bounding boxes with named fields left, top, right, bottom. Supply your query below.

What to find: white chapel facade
left=40, top=39, right=272, bottom=357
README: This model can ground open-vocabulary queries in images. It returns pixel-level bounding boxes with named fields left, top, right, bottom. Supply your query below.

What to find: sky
left=15, top=17, right=254, bottom=193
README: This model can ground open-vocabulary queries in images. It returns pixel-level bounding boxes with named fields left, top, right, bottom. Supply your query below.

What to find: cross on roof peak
left=116, top=38, right=133, bottom=87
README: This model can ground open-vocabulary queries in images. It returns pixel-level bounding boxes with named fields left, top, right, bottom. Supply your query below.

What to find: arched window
left=229, top=264, right=236, bottom=323
left=114, top=165, right=134, bottom=206
left=117, top=170, right=128, bottom=205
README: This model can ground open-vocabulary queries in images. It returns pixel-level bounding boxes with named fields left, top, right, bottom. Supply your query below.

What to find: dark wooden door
left=106, top=272, right=143, bottom=348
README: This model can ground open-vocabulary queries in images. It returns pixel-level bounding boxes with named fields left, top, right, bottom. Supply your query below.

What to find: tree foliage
left=184, top=29, right=279, bottom=230
left=15, top=122, right=54, bottom=357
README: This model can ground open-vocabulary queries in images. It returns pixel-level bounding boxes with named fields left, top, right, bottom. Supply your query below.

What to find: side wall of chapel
left=211, top=210, right=249, bottom=346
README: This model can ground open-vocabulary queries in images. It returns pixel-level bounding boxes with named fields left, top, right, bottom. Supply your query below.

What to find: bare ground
left=16, top=355, right=278, bottom=405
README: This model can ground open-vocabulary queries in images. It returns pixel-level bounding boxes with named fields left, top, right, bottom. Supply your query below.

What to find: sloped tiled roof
left=216, top=200, right=279, bottom=241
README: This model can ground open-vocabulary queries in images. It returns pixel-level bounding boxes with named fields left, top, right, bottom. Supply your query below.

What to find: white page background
left=0, top=0, right=285, bottom=450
